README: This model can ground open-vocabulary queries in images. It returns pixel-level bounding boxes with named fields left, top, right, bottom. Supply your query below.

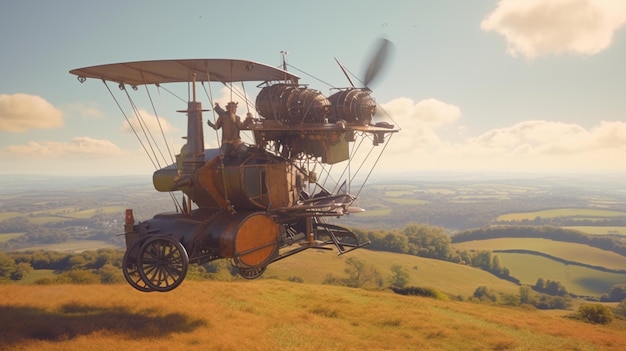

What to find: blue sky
left=1, top=0, right=625, bottom=176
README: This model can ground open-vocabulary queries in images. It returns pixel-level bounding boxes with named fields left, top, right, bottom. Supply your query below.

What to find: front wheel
left=122, top=239, right=153, bottom=292
left=137, top=235, right=189, bottom=292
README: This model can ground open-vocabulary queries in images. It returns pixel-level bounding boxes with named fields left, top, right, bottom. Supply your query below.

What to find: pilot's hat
left=226, top=101, right=238, bottom=107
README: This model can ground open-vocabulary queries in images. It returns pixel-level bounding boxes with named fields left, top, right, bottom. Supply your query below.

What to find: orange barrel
left=207, top=211, right=279, bottom=268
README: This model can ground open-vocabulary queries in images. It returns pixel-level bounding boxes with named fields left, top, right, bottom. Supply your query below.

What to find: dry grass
left=1, top=280, right=625, bottom=351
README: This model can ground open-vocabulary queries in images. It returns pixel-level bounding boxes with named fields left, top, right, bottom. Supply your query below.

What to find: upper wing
left=69, top=59, right=300, bottom=85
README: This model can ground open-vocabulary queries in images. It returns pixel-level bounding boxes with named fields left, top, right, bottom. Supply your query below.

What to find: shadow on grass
left=0, top=302, right=208, bottom=345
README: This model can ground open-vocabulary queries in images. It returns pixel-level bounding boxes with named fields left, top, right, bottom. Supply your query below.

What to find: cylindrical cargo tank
left=201, top=211, right=279, bottom=268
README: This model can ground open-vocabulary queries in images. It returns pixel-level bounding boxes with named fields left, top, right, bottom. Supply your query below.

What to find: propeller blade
left=363, top=38, right=394, bottom=88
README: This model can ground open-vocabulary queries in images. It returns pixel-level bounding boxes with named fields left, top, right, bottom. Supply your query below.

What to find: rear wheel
left=238, top=266, right=266, bottom=280
left=122, top=239, right=153, bottom=292
left=137, top=236, right=189, bottom=292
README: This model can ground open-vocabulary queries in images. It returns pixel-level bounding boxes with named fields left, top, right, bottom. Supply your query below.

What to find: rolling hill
left=1, top=280, right=625, bottom=351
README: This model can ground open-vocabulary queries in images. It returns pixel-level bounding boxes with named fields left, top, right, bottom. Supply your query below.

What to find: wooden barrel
left=210, top=211, right=279, bottom=268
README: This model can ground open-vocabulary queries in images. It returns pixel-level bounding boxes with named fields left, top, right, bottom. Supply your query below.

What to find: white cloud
left=0, top=94, right=63, bottom=132
left=482, top=0, right=626, bottom=58
left=381, top=97, right=460, bottom=148
left=377, top=97, right=626, bottom=172
left=6, top=137, right=121, bottom=157
left=122, top=109, right=173, bottom=134
left=66, top=102, right=103, bottom=119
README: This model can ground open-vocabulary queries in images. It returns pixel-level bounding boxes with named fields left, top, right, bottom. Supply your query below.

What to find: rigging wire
left=201, top=75, right=221, bottom=149
left=286, top=63, right=335, bottom=89
left=155, top=84, right=177, bottom=165
left=102, top=80, right=157, bottom=170
left=142, top=84, right=171, bottom=167
left=123, top=87, right=163, bottom=169
left=354, top=132, right=395, bottom=198
left=103, top=80, right=182, bottom=213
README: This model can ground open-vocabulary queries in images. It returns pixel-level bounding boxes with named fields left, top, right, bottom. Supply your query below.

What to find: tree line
left=354, top=223, right=515, bottom=281
left=452, top=225, right=626, bottom=257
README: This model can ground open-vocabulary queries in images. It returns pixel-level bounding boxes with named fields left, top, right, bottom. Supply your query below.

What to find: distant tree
left=544, top=279, right=568, bottom=296
left=499, top=292, right=521, bottom=306
left=519, top=286, right=534, bottom=305
left=403, top=223, right=452, bottom=260
left=10, top=262, right=33, bottom=281
left=473, top=286, right=497, bottom=302
left=96, top=264, right=124, bottom=284
left=607, top=284, right=626, bottom=302
left=535, top=277, right=546, bottom=290
left=616, top=299, right=626, bottom=318
left=577, top=304, right=614, bottom=325
left=0, top=251, right=15, bottom=282
left=389, top=264, right=410, bottom=289
left=343, top=257, right=383, bottom=289
left=55, top=269, right=100, bottom=284
left=535, top=294, right=572, bottom=310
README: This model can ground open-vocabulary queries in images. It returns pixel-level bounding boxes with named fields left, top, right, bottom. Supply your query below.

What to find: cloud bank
left=379, top=97, right=626, bottom=172
left=7, top=137, right=121, bottom=157
left=0, top=94, right=63, bottom=132
left=481, top=0, right=626, bottom=58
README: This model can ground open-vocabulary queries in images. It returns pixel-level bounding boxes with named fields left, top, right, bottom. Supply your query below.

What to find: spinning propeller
left=362, top=37, right=394, bottom=89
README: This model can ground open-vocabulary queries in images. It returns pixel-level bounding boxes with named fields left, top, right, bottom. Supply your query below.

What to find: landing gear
left=137, top=235, right=189, bottom=292
left=238, top=266, right=267, bottom=280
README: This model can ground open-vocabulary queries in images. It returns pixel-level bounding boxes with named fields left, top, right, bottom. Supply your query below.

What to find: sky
left=1, top=0, right=626, bottom=177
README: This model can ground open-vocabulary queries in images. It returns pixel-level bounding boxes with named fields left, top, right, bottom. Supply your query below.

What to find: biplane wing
left=70, top=59, right=300, bottom=85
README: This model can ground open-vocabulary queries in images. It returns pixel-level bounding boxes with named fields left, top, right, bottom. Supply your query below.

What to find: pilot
left=208, top=101, right=253, bottom=157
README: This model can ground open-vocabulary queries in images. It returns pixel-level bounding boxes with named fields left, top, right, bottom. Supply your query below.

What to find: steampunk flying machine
left=70, top=39, right=399, bottom=292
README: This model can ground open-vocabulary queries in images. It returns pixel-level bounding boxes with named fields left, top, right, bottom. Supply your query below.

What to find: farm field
left=561, top=226, right=626, bottom=235
left=0, top=233, right=24, bottom=243
left=1, top=280, right=625, bottom=351
left=497, top=208, right=626, bottom=222
left=266, top=248, right=520, bottom=296
left=452, top=238, right=626, bottom=272
left=496, top=253, right=626, bottom=296
left=14, top=240, right=119, bottom=253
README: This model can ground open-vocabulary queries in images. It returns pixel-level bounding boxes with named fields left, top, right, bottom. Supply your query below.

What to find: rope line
left=102, top=80, right=158, bottom=170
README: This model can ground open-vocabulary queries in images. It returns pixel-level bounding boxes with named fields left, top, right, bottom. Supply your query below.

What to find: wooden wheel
left=238, top=266, right=267, bottom=280
left=137, top=235, right=189, bottom=292
left=122, top=239, right=153, bottom=292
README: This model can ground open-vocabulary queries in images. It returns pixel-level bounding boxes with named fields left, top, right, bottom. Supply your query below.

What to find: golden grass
left=1, top=281, right=625, bottom=351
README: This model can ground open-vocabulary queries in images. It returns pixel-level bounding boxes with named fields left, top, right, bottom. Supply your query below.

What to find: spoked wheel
left=137, top=235, right=189, bottom=292
left=122, top=239, right=153, bottom=292
left=238, top=266, right=267, bottom=280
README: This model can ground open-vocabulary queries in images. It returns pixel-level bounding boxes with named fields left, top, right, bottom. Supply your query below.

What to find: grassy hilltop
left=2, top=280, right=626, bottom=351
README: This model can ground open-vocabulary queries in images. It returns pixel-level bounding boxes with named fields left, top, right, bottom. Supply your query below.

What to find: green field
left=0, top=233, right=25, bottom=243
left=266, top=248, right=520, bottom=297
left=452, top=238, right=626, bottom=271
left=15, top=240, right=119, bottom=253
left=355, top=205, right=392, bottom=217
left=497, top=253, right=626, bottom=296
left=383, top=197, right=429, bottom=205
left=0, top=211, right=22, bottom=221
left=452, top=237, right=626, bottom=296
left=14, top=269, right=56, bottom=285
left=497, top=208, right=626, bottom=222
left=561, top=226, right=626, bottom=235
